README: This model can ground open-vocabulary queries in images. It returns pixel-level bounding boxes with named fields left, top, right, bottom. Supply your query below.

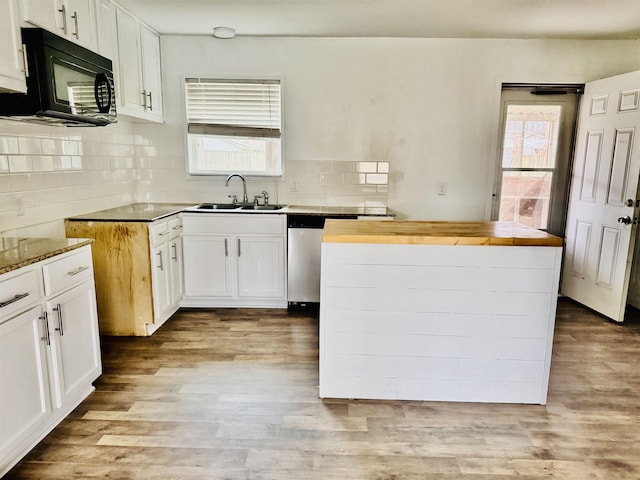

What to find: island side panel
left=65, top=220, right=154, bottom=336
left=319, top=242, right=563, bottom=404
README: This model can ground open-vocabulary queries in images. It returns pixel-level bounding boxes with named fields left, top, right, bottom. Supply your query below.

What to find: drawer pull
left=172, top=225, right=183, bottom=230
left=40, top=311, right=50, bottom=346
left=68, top=266, right=89, bottom=277
left=0, top=292, right=29, bottom=308
left=53, top=303, right=64, bottom=336
left=159, top=231, right=170, bottom=236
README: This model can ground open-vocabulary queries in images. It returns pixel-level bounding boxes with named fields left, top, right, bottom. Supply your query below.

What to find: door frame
left=490, top=84, right=583, bottom=237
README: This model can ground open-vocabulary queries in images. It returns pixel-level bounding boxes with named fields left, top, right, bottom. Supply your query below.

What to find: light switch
left=436, top=182, right=447, bottom=195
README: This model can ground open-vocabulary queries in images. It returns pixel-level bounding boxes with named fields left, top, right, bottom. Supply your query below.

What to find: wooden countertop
left=322, top=220, right=563, bottom=246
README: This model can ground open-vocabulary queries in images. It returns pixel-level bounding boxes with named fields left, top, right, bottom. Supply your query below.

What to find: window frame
left=182, top=76, right=285, bottom=178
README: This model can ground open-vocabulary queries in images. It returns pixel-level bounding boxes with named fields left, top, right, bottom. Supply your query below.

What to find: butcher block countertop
left=322, top=220, right=563, bottom=246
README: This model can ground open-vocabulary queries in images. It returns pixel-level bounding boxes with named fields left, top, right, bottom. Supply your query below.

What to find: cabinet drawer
left=182, top=214, right=286, bottom=235
left=0, top=269, right=42, bottom=322
left=150, top=221, right=171, bottom=246
left=168, top=217, right=183, bottom=240
left=42, top=247, right=94, bottom=296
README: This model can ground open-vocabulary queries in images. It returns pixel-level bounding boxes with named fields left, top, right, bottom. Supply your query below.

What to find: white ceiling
left=116, top=0, right=640, bottom=39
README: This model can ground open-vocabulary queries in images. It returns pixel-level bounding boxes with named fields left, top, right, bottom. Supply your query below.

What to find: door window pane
left=502, top=105, right=561, bottom=168
left=499, top=171, right=553, bottom=229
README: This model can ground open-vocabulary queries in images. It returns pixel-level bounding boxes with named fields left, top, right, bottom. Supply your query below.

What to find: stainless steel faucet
left=225, top=174, right=248, bottom=204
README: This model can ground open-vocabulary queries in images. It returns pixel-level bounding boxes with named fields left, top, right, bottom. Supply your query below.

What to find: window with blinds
left=184, top=78, right=282, bottom=176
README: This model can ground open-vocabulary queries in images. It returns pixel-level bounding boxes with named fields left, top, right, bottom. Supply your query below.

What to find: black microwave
left=0, top=28, right=116, bottom=127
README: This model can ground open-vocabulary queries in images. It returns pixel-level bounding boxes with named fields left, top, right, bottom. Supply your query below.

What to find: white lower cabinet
left=45, top=280, right=100, bottom=409
left=0, top=245, right=101, bottom=477
left=182, top=214, right=287, bottom=308
left=0, top=305, right=51, bottom=468
left=149, top=215, right=183, bottom=331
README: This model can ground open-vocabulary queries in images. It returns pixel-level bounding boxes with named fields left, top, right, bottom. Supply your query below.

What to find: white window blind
left=184, top=78, right=283, bottom=176
left=185, top=78, right=281, bottom=138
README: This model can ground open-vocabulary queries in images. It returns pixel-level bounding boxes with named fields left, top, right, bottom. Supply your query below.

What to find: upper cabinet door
left=0, top=0, right=27, bottom=93
left=20, top=0, right=61, bottom=33
left=65, top=0, right=98, bottom=51
left=140, top=24, right=163, bottom=121
left=20, top=0, right=98, bottom=51
left=115, top=6, right=144, bottom=114
left=114, top=5, right=164, bottom=122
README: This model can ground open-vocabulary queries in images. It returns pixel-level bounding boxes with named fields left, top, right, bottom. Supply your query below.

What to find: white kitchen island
left=319, top=220, right=563, bottom=404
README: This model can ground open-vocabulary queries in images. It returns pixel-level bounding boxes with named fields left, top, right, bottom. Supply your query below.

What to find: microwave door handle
left=94, top=73, right=113, bottom=114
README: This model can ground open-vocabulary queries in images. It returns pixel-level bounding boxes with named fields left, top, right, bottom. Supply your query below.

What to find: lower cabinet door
left=169, top=236, right=184, bottom=305
left=237, top=236, right=285, bottom=298
left=0, top=306, right=51, bottom=463
left=183, top=235, right=232, bottom=297
left=151, top=243, right=171, bottom=320
left=46, top=282, right=101, bottom=409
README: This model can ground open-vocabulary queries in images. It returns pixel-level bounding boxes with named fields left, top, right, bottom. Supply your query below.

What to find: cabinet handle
left=53, top=303, right=64, bottom=336
left=157, top=250, right=164, bottom=271
left=68, top=266, right=89, bottom=277
left=237, top=238, right=241, bottom=257
left=21, top=44, right=29, bottom=77
left=171, top=243, right=178, bottom=261
left=172, top=225, right=183, bottom=231
left=0, top=292, right=29, bottom=308
left=40, top=311, right=50, bottom=346
left=224, top=238, right=228, bottom=257
left=159, top=231, right=170, bottom=237
left=58, top=5, right=68, bottom=34
left=71, top=11, right=79, bottom=39
left=147, top=92, right=153, bottom=111
left=142, top=90, right=147, bottom=109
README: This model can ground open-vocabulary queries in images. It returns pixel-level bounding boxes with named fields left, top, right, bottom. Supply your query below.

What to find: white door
left=140, top=25, right=163, bottom=120
left=562, top=70, right=640, bottom=322
left=0, top=0, right=27, bottom=93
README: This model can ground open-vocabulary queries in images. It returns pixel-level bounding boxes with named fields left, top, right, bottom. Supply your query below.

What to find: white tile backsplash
left=1, top=115, right=390, bottom=235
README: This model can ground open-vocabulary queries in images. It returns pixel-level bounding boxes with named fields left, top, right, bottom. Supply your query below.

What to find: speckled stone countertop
left=66, top=203, right=395, bottom=222
left=66, top=203, right=197, bottom=222
left=0, top=237, right=94, bottom=275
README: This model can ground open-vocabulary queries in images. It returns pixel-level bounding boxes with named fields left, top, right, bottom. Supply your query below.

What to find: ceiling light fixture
left=213, top=26, right=236, bottom=39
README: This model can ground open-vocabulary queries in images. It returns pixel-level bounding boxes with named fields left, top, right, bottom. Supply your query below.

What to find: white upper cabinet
left=0, top=0, right=27, bottom=93
left=115, top=5, right=163, bottom=122
left=20, top=0, right=98, bottom=51
left=95, top=0, right=116, bottom=59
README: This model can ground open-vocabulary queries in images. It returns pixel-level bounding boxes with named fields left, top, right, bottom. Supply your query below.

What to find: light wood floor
left=5, top=298, right=640, bottom=479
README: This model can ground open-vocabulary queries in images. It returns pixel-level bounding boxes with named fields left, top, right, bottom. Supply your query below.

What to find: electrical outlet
left=436, top=182, right=447, bottom=195
left=290, top=179, right=298, bottom=192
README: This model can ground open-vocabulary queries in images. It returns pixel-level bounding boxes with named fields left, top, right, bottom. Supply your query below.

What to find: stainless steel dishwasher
left=287, top=214, right=357, bottom=308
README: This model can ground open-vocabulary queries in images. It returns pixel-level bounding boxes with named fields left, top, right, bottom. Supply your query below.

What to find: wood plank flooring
left=5, top=298, right=640, bottom=479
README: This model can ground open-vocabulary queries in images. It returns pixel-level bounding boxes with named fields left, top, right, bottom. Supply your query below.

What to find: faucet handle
left=228, top=194, right=238, bottom=204
left=261, top=191, right=269, bottom=205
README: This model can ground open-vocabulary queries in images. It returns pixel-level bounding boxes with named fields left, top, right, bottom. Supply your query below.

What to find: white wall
left=144, top=36, right=640, bottom=220
left=1, top=36, right=639, bottom=236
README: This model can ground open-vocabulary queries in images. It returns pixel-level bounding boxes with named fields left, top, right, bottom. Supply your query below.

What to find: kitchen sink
left=240, top=205, right=286, bottom=211
left=195, top=203, right=286, bottom=211
left=196, top=203, right=241, bottom=210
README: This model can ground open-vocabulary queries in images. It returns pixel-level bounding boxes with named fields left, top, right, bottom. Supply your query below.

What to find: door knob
left=618, top=216, right=632, bottom=225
